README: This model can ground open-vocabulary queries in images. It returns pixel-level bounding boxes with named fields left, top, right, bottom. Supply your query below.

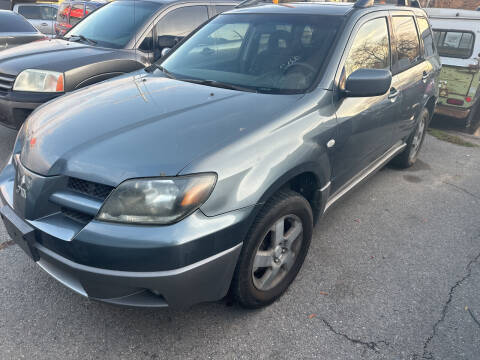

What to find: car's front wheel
left=231, top=190, right=313, bottom=308
left=392, top=108, right=429, bottom=169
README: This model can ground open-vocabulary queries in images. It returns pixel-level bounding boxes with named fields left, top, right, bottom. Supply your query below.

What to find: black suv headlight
left=96, top=173, right=216, bottom=225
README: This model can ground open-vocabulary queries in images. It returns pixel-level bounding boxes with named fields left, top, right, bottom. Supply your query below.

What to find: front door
left=331, top=14, right=400, bottom=193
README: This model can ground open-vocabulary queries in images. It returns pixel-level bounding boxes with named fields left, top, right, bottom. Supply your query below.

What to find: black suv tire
left=231, top=190, right=313, bottom=308
left=391, top=108, right=429, bottom=169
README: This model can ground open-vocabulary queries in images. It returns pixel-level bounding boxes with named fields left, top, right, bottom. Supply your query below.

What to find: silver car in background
left=13, top=3, right=58, bottom=36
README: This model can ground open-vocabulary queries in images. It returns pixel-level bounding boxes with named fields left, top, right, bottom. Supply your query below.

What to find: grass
left=427, top=128, right=479, bottom=148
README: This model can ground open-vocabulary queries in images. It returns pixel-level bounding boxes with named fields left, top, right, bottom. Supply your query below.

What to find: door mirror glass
left=345, top=68, right=392, bottom=97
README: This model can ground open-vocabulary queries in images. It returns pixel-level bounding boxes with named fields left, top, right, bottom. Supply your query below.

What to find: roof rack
left=355, top=0, right=421, bottom=8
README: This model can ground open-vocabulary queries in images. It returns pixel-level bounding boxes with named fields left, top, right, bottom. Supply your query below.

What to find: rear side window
left=69, top=4, right=85, bottom=26
left=392, top=16, right=420, bottom=72
left=156, top=6, right=209, bottom=37
left=417, top=17, right=435, bottom=57
left=212, top=5, right=235, bottom=15
left=18, top=5, right=56, bottom=20
left=57, top=3, right=71, bottom=23
left=433, top=30, right=475, bottom=59
left=344, top=17, right=390, bottom=78
left=0, top=13, right=36, bottom=32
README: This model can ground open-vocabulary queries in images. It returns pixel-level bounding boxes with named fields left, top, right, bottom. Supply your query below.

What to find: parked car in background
left=13, top=3, right=58, bottom=36
left=0, top=0, right=440, bottom=308
left=55, top=0, right=105, bottom=36
left=0, top=10, right=45, bottom=51
left=426, top=8, right=480, bottom=133
left=0, top=0, right=238, bottom=129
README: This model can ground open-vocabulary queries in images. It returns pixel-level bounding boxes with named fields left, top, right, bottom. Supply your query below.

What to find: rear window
left=433, top=30, right=475, bottom=59
left=0, top=12, right=36, bottom=32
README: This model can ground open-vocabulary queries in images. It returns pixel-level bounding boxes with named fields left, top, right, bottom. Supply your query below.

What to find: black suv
left=0, top=0, right=238, bottom=129
left=0, top=0, right=440, bottom=308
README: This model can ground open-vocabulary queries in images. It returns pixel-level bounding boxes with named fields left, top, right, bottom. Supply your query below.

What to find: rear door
left=16, top=5, right=56, bottom=35
left=390, top=13, right=428, bottom=141
left=331, top=13, right=401, bottom=192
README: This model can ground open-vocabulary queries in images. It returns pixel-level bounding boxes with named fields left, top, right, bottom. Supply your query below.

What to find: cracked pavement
left=0, top=125, right=479, bottom=359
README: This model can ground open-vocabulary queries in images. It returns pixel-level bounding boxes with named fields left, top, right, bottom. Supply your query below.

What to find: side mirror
left=161, top=47, right=171, bottom=57
left=345, top=68, right=392, bottom=97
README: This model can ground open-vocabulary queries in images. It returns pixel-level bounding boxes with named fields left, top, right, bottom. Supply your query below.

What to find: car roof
left=425, top=8, right=480, bottom=20
left=227, top=1, right=423, bottom=16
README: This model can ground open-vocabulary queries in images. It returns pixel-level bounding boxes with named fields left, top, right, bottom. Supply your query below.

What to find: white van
left=426, top=8, right=480, bottom=132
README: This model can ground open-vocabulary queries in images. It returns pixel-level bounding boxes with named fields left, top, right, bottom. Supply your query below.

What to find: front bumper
left=0, top=92, right=59, bottom=129
left=0, top=164, right=249, bottom=307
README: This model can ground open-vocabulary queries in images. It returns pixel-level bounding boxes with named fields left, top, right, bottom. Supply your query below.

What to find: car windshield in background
left=0, top=13, right=37, bottom=32
left=159, top=13, right=342, bottom=94
left=433, top=29, right=475, bottom=59
left=65, top=1, right=162, bottom=48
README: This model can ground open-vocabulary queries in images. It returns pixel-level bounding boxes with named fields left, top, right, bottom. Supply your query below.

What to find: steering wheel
left=283, top=62, right=316, bottom=75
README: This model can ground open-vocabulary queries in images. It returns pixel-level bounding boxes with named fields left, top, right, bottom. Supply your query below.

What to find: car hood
left=0, top=39, right=122, bottom=75
left=20, top=72, right=302, bottom=186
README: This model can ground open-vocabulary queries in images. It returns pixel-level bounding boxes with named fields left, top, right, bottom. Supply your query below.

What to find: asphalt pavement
left=0, top=126, right=479, bottom=360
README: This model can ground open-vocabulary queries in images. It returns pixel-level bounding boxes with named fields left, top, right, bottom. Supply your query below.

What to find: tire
left=231, top=189, right=313, bottom=308
left=466, top=102, right=480, bottom=135
left=391, top=108, right=429, bottom=169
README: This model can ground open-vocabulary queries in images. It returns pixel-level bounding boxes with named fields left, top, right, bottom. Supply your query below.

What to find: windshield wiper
left=66, top=34, right=97, bottom=45
left=180, top=79, right=257, bottom=93
left=147, top=64, right=177, bottom=79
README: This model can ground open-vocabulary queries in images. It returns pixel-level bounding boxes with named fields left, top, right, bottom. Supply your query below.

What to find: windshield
left=65, top=1, right=162, bottom=48
left=158, top=13, right=342, bottom=94
left=0, top=13, right=37, bottom=32
left=433, top=29, right=475, bottom=59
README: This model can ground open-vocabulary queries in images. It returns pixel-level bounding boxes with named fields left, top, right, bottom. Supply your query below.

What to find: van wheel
left=466, top=103, right=480, bottom=134
left=391, top=108, right=429, bottom=169
left=231, top=190, right=313, bottom=308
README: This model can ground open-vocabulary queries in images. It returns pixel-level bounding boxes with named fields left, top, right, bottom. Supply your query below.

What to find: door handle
left=41, top=23, right=48, bottom=26
left=388, top=87, right=399, bottom=100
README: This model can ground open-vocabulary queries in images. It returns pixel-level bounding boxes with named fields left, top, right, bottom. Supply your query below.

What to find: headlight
left=96, top=174, right=217, bottom=225
left=13, top=69, right=64, bottom=92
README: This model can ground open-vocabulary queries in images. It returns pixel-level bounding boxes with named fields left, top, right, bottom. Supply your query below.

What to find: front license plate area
left=0, top=205, right=39, bottom=261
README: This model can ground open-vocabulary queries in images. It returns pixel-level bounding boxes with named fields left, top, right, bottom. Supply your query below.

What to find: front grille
left=67, top=177, right=114, bottom=200
left=0, top=73, right=16, bottom=93
left=61, top=207, right=94, bottom=225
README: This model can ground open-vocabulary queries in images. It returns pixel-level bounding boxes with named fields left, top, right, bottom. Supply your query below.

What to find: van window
left=57, top=3, right=71, bottom=24
left=18, top=5, right=57, bottom=20
left=417, top=17, right=435, bottom=57
left=69, top=4, right=85, bottom=26
left=344, top=17, right=390, bottom=78
left=433, top=30, right=475, bottom=59
left=392, top=16, right=420, bottom=72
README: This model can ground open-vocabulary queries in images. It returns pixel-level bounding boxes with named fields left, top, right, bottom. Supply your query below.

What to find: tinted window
left=57, top=3, right=70, bottom=23
left=212, top=5, right=235, bottom=15
left=417, top=17, right=434, bottom=57
left=160, top=13, right=342, bottom=94
left=0, top=12, right=36, bottom=32
left=345, top=17, right=390, bottom=78
left=433, top=30, right=474, bottom=59
left=69, top=4, right=85, bottom=26
left=156, top=6, right=208, bottom=37
left=392, top=16, right=420, bottom=72
left=66, top=1, right=162, bottom=48
left=18, top=5, right=57, bottom=20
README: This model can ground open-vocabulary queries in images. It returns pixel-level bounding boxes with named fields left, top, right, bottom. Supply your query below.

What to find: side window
left=156, top=6, right=208, bottom=38
left=69, top=4, right=85, bottom=26
left=417, top=17, right=435, bottom=57
left=212, top=5, right=235, bottom=15
left=392, top=16, right=421, bottom=72
left=18, top=6, right=53, bottom=20
left=57, top=4, right=70, bottom=23
left=85, top=4, right=97, bottom=16
left=344, top=17, right=390, bottom=79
